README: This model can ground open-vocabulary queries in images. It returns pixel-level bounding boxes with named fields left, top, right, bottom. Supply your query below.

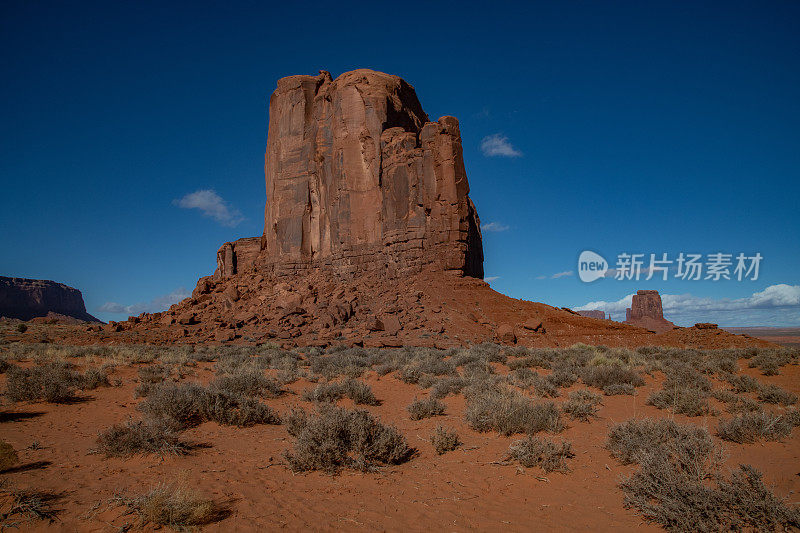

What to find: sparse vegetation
left=505, top=436, right=574, bottom=473
left=430, top=426, right=461, bottom=454
left=603, top=383, right=635, bottom=396
left=284, top=405, right=413, bottom=473
left=407, top=397, right=446, bottom=420
left=0, top=489, right=61, bottom=526
left=756, top=383, right=797, bottom=406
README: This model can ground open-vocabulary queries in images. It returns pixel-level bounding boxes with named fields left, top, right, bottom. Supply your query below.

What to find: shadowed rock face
left=625, top=290, right=675, bottom=333
left=0, top=276, right=100, bottom=322
left=216, top=69, right=483, bottom=280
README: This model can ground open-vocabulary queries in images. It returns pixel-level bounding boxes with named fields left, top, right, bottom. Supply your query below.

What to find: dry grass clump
left=562, top=389, right=602, bottom=421
left=756, top=384, right=797, bottom=406
left=711, top=390, right=763, bottom=414
left=505, top=436, right=574, bottom=473
left=407, top=397, right=446, bottom=420
left=608, top=418, right=800, bottom=531
left=748, top=349, right=798, bottom=376
left=0, top=488, right=61, bottom=526
left=716, top=412, right=794, bottom=443
left=309, top=347, right=372, bottom=379
left=430, top=376, right=467, bottom=399
left=465, top=388, right=563, bottom=436
left=647, top=364, right=713, bottom=416
left=114, top=479, right=228, bottom=529
left=301, top=379, right=379, bottom=405
left=723, top=373, right=760, bottom=393
left=0, top=440, right=20, bottom=471
left=5, top=362, right=109, bottom=403
left=284, top=405, right=413, bottom=473
left=430, top=426, right=461, bottom=455
left=96, top=418, right=191, bottom=457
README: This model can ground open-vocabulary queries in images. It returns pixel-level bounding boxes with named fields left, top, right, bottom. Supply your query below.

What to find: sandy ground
left=1, top=352, right=798, bottom=532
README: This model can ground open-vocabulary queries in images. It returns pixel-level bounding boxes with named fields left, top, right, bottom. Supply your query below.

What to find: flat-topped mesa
left=215, top=69, right=483, bottom=280
left=624, top=289, right=675, bottom=333
left=0, top=276, right=100, bottom=322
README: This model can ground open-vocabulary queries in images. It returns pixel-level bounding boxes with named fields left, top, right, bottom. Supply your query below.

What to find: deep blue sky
left=2, top=1, right=799, bottom=325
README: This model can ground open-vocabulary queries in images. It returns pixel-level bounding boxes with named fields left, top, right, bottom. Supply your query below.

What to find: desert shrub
left=621, top=456, right=799, bottom=531
left=711, top=389, right=763, bottom=414
left=115, top=480, right=227, bottom=529
left=700, top=352, right=739, bottom=375
left=545, top=367, right=578, bottom=388
left=607, top=418, right=715, bottom=466
left=465, top=388, right=563, bottom=436
left=96, top=418, right=190, bottom=457
left=661, top=364, right=712, bottom=392
left=461, top=360, right=495, bottom=379
left=5, top=364, right=75, bottom=403
left=505, top=349, right=554, bottom=370
left=723, top=373, right=761, bottom=393
left=407, top=397, right=445, bottom=420
left=579, top=365, right=644, bottom=390
left=138, top=364, right=171, bottom=384
left=430, top=376, right=467, bottom=399
left=603, top=383, right=635, bottom=396
left=716, top=412, right=794, bottom=443
left=284, top=405, right=412, bottom=473
left=562, top=389, right=601, bottom=421
left=647, top=388, right=712, bottom=417
left=757, top=384, right=797, bottom=406
left=505, top=436, right=574, bottom=473
left=138, top=383, right=280, bottom=428
left=310, top=348, right=371, bottom=379
left=0, top=440, right=19, bottom=471
left=430, top=426, right=461, bottom=455
left=209, top=370, right=283, bottom=398
left=301, top=379, right=378, bottom=405
left=748, top=349, right=796, bottom=376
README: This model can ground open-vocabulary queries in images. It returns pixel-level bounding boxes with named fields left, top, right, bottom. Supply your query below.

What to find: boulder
left=497, top=324, right=516, bottom=344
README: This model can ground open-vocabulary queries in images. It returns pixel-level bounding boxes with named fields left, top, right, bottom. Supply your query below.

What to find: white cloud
left=536, top=275, right=547, bottom=280
left=552, top=271, right=574, bottom=279
left=481, top=221, right=510, bottom=232
left=485, top=276, right=500, bottom=282
left=480, top=134, right=522, bottom=157
left=575, top=284, right=800, bottom=326
left=174, top=189, right=244, bottom=227
left=99, top=287, right=190, bottom=316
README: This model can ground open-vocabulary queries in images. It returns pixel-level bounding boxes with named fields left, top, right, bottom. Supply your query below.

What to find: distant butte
left=624, top=290, right=676, bottom=333
left=0, top=276, right=100, bottom=323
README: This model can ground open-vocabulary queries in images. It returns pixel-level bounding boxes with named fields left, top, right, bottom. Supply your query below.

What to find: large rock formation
left=216, top=69, right=483, bottom=280
left=624, top=290, right=675, bottom=333
left=0, top=276, right=100, bottom=322
left=577, top=310, right=605, bottom=320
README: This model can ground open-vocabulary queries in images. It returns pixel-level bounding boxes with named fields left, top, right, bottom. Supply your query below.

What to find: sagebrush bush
left=209, top=370, right=283, bottom=398
left=505, top=436, right=574, bottom=473
left=430, top=426, right=461, bottom=455
left=607, top=418, right=715, bottom=466
left=465, top=388, right=563, bottom=436
left=716, top=412, right=794, bottom=443
left=407, top=397, right=445, bottom=420
left=603, top=383, right=635, bottom=396
left=647, top=388, right=712, bottom=416
left=757, top=384, right=797, bottom=406
left=430, top=376, right=467, bottom=399
left=580, top=365, right=644, bottom=390
left=301, top=379, right=379, bottom=405
left=284, top=405, right=413, bottom=473
left=562, top=389, right=601, bottom=421
left=97, top=418, right=190, bottom=457
left=723, top=373, right=760, bottom=393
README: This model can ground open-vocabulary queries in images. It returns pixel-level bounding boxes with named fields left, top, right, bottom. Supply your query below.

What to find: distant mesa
left=0, top=276, right=100, bottom=322
left=577, top=310, right=605, bottom=320
left=624, top=290, right=675, bottom=333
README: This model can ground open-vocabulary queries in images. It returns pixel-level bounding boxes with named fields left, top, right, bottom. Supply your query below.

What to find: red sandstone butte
left=577, top=310, right=605, bottom=320
left=624, top=290, right=675, bottom=333
left=84, top=69, right=767, bottom=350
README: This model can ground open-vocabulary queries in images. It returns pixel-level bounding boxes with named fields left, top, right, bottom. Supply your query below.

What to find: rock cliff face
left=0, top=276, right=99, bottom=322
left=624, top=290, right=675, bottom=333
left=577, top=310, right=605, bottom=320
left=216, top=69, right=483, bottom=280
